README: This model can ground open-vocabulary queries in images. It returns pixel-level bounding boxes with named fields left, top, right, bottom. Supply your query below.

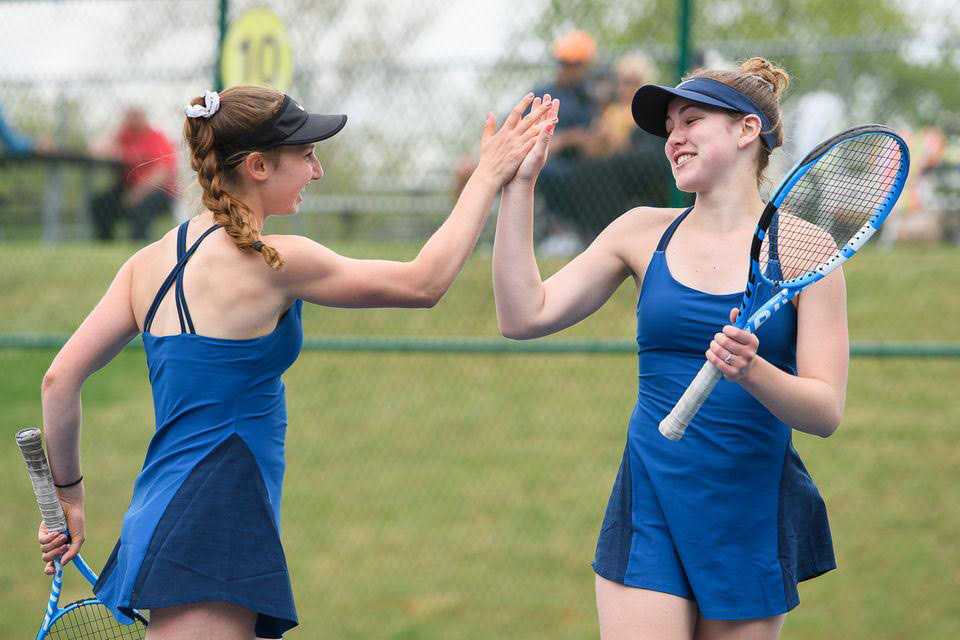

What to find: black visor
left=220, top=95, right=347, bottom=158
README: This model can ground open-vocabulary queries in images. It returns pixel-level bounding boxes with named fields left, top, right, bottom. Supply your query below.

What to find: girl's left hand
left=705, top=307, right=760, bottom=382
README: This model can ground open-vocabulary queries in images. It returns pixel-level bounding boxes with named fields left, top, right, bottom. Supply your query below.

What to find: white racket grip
left=16, top=427, right=68, bottom=533
left=658, top=361, right=724, bottom=441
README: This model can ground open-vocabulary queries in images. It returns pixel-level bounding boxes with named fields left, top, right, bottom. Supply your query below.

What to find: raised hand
left=474, top=93, right=555, bottom=187
left=514, top=96, right=560, bottom=184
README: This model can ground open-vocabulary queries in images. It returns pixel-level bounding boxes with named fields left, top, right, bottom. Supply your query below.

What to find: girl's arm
left=493, top=180, right=634, bottom=338
left=39, top=254, right=141, bottom=567
left=492, top=97, right=636, bottom=339
left=710, top=269, right=849, bottom=437
left=273, top=94, right=553, bottom=308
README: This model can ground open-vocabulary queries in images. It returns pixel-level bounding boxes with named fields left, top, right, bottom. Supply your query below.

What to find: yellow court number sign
left=221, top=7, right=293, bottom=91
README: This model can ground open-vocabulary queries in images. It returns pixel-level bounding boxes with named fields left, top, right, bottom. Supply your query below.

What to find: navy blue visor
left=632, top=77, right=778, bottom=149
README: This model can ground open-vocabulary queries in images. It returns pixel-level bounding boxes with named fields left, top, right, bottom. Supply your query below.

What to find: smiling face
left=664, top=98, right=752, bottom=193
left=260, top=144, right=323, bottom=215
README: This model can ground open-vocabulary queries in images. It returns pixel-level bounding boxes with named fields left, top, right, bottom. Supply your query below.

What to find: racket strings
left=761, top=133, right=904, bottom=283
left=47, top=601, right=145, bottom=640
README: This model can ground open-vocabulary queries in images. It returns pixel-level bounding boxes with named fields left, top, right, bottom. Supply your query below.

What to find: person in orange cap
left=529, top=30, right=602, bottom=254
left=451, top=30, right=600, bottom=254
left=538, top=30, right=599, bottom=172
left=552, top=30, right=597, bottom=64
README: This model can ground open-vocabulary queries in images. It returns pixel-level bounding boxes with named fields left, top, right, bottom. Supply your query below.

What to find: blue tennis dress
left=94, top=222, right=303, bottom=638
left=592, top=208, right=836, bottom=619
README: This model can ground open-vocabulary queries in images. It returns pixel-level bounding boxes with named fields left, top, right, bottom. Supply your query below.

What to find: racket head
left=752, top=125, right=909, bottom=290
left=43, top=598, right=147, bottom=639
left=16, top=428, right=149, bottom=637
left=38, top=557, right=147, bottom=639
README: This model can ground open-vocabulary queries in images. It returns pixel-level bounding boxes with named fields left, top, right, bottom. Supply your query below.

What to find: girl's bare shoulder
left=600, top=206, right=687, bottom=249
left=128, top=226, right=181, bottom=272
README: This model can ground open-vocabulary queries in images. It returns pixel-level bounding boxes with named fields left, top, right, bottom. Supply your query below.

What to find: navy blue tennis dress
left=592, top=208, right=836, bottom=619
left=94, top=222, right=303, bottom=638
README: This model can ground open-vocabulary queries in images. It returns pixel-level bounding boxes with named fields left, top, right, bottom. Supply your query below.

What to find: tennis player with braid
left=494, top=59, right=841, bottom=639
left=34, top=86, right=554, bottom=638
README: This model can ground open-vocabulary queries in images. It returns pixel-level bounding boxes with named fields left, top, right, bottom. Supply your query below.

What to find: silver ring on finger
left=723, top=352, right=735, bottom=366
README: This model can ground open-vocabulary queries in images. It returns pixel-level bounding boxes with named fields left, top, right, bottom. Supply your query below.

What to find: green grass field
left=1, top=241, right=958, bottom=638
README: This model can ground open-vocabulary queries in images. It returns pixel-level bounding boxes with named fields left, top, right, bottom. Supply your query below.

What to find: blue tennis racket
left=659, top=124, right=910, bottom=440
left=17, top=427, right=147, bottom=639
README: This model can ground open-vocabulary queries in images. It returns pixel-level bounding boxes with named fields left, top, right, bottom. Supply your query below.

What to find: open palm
left=514, top=96, right=560, bottom=183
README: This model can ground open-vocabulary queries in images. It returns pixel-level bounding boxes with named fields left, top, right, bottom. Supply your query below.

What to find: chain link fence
left=4, top=0, right=955, bottom=246
left=1, top=3, right=959, bottom=638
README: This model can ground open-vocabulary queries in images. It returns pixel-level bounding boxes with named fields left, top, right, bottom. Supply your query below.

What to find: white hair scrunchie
left=185, top=90, right=221, bottom=119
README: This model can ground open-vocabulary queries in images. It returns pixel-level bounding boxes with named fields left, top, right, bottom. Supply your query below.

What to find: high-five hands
left=474, top=93, right=558, bottom=187
left=514, top=95, right=561, bottom=184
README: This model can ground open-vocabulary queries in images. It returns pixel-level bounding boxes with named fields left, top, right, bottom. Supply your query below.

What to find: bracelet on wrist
left=54, top=475, right=83, bottom=488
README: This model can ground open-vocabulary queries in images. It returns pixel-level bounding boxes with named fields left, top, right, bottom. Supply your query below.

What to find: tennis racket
left=16, top=427, right=147, bottom=639
left=658, top=124, right=910, bottom=441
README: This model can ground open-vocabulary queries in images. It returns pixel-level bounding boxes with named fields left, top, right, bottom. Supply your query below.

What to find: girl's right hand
left=37, top=490, right=86, bottom=575
left=513, top=97, right=560, bottom=184
left=474, top=93, right=555, bottom=187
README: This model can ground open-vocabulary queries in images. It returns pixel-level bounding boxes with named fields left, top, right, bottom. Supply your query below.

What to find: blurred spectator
left=934, top=131, right=960, bottom=244
left=0, top=102, right=36, bottom=154
left=559, top=52, right=675, bottom=242
left=586, top=62, right=618, bottom=124
left=530, top=30, right=601, bottom=254
left=588, top=53, right=658, bottom=157
left=89, top=106, right=176, bottom=242
left=451, top=30, right=600, bottom=255
left=883, top=126, right=957, bottom=244
left=535, top=30, right=600, bottom=170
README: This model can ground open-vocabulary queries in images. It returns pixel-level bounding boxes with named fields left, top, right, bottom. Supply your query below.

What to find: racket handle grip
left=658, top=361, right=724, bottom=441
left=15, top=427, right=68, bottom=533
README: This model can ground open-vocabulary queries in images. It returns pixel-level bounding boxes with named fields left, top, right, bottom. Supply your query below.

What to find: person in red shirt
left=90, top=107, right=176, bottom=242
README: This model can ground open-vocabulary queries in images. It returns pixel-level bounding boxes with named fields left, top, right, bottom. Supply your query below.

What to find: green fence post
left=676, top=0, right=692, bottom=83
left=669, top=0, right=694, bottom=208
left=214, top=0, right=229, bottom=91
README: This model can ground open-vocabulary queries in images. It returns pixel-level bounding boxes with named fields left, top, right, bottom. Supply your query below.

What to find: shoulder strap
left=143, top=223, right=221, bottom=334
left=656, top=207, right=694, bottom=252
left=174, top=222, right=189, bottom=333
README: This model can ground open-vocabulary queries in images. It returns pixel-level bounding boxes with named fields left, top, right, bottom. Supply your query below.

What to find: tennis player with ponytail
left=494, top=58, right=841, bottom=639
left=34, top=86, right=554, bottom=638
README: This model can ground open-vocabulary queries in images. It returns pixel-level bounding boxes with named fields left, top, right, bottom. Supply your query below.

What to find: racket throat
left=743, top=288, right=795, bottom=333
